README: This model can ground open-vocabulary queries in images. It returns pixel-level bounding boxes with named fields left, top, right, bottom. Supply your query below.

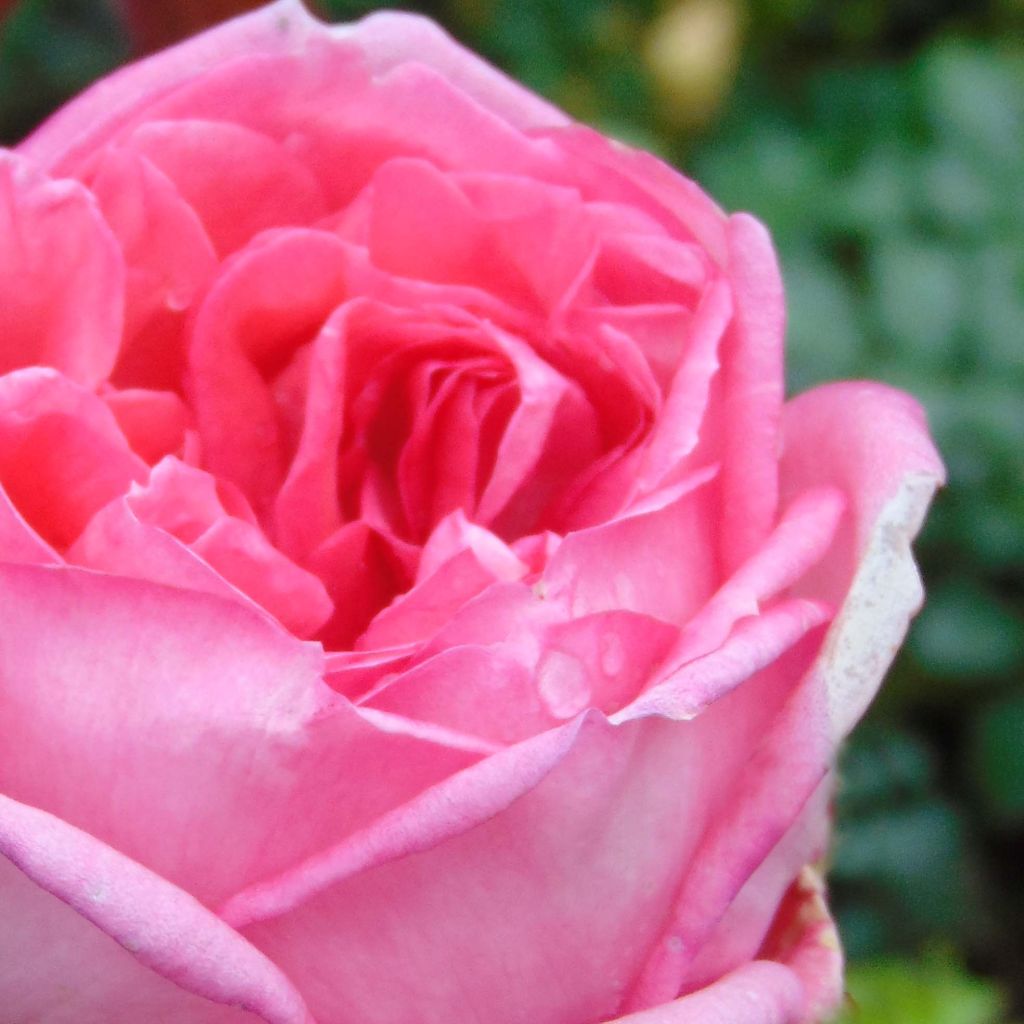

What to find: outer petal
left=219, top=619, right=818, bottom=1024
left=0, top=564, right=483, bottom=908
left=716, top=215, right=786, bottom=573
left=22, top=1, right=566, bottom=176
left=608, top=962, right=805, bottom=1024
left=780, top=382, right=945, bottom=741
left=0, top=794, right=312, bottom=1023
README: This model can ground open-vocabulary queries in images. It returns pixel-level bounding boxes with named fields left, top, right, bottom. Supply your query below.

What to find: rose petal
left=118, top=118, right=326, bottom=255
left=0, top=794, right=312, bottom=1024
left=0, top=369, right=146, bottom=550
left=88, top=146, right=217, bottom=390
left=0, top=564, right=483, bottom=907
left=220, top=648, right=814, bottom=1024
left=0, top=152, right=123, bottom=387
left=716, top=214, right=786, bottom=573
left=103, top=388, right=191, bottom=464
left=543, top=466, right=718, bottom=623
left=608, top=962, right=805, bottom=1024
left=780, top=381, right=945, bottom=742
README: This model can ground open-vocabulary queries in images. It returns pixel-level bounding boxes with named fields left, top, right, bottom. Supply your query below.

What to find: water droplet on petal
left=537, top=650, right=591, bottom=719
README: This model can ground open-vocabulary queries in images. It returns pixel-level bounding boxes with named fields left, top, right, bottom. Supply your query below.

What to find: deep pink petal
left=0, top=794, right=312, bottom=1023
left=0, top=369, right=147, bottom=550
left=0, top=152, right=123, bottom=386
left=103, top=388, right=191, bottom=464
left=118, top=119, right=326, bottom=255
left=88, top=146, right=217, bottom=391
left=187, top=228, right=351, bottom=511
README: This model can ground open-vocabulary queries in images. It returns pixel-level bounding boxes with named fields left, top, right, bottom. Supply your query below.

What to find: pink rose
left=0, top=3, right=943, bottom=1021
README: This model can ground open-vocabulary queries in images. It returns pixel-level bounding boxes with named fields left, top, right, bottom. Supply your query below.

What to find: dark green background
left=2, top=1, right=1022, bottom=1020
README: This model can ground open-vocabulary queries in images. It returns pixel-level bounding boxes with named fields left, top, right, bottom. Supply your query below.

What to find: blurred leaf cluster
left=2, top=0, right=1022, bottom=1019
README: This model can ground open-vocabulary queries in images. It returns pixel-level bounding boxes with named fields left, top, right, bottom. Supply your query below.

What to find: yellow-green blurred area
left=2, top=1, right=1022, bottom=1019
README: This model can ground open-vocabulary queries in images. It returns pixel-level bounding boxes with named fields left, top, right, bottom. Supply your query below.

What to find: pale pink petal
left=0, top=794, right=312, bottom=1023
left=608, top=962, right=805, bottom=1024
left=363, top=645, right=548, bottom=744
left=220, top=641, right=815, bottom=1024
left=342, top=10, right=569, bottom=131
left=619, top=651, right=832, bottom=1012
left=0, top=369, right=147, bottom=550
left=780, top=381, right=945, bottom=742
left=0, top=152, right=123, bottom=386
left=660, top=486, right=846, bottom=674
left=618, top=598, right=831, bottom=722
left=681, top=781, right=834, bottom=997
left=0, top=564, right=483, bottom=908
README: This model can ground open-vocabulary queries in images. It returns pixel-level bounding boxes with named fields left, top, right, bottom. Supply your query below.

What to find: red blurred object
left=117, top=0, right=323, bottom=53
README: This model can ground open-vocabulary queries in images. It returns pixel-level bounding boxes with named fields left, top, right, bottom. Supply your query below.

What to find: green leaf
left=834, top=956, right=1009, bottom=1024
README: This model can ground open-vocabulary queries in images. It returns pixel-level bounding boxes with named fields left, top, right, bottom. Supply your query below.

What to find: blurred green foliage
left=2, top=0, right=1022, bottom=1019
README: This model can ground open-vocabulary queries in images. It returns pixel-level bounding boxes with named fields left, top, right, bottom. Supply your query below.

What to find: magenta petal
left=0, top=152, right=123, bottom=386
left=0, top=793, right=312, bottom=1023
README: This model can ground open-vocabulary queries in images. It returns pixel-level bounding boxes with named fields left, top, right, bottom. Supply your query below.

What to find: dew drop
left=537, top=650, right=591, bottom=719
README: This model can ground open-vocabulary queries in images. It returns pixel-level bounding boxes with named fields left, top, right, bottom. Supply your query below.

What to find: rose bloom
left=0, top=3, right=943, bottom=1022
